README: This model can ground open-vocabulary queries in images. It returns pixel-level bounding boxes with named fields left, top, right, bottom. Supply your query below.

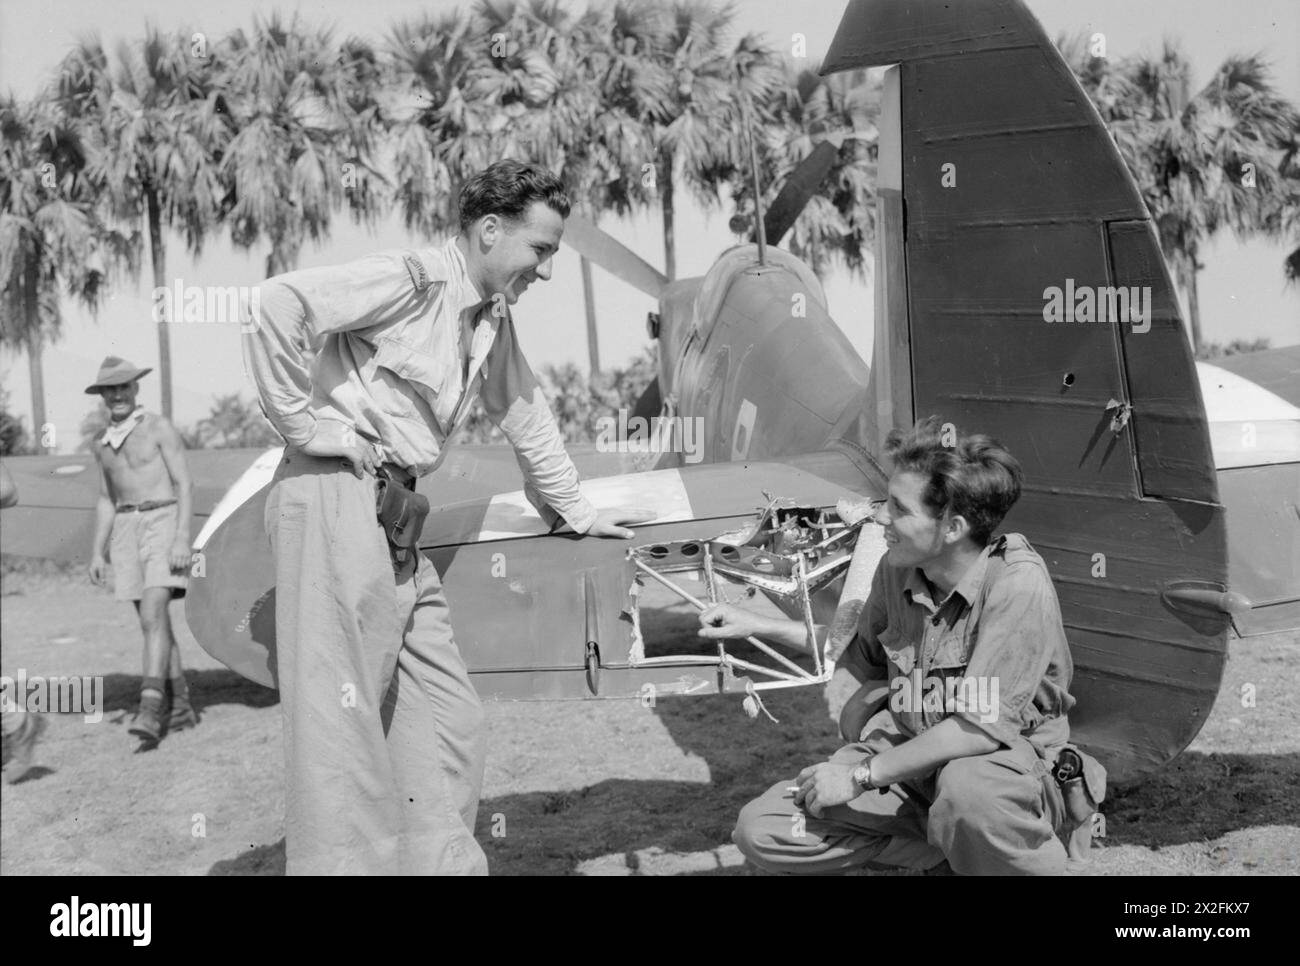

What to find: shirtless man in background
left=86, top=357, right=199, bottom=748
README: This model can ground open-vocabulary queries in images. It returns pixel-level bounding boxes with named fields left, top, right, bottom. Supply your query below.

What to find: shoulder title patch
left=402, top=252, right=430, bottom=293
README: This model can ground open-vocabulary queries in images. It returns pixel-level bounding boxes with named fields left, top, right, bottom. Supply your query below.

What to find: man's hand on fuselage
left=582, top=507, right=657, bottom=539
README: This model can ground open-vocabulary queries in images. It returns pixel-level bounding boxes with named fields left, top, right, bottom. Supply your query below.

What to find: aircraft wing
left=185, top=450, right=876, bottom=698
left=0, top=449, right=273, bottom=563
left=0, top=443, right=655, bottom=565
left=422, top=443, right=666, bottom=510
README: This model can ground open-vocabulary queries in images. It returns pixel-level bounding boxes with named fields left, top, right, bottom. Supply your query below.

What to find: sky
left=1, top=0, right=1297, bottom=448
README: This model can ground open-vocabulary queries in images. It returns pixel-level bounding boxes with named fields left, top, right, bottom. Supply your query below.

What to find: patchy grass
left=1, top=569, right=1295, bottom=875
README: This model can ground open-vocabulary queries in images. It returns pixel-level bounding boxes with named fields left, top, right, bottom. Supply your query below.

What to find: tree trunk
left=27, top=340, right=46, bottom=451
left=146, top=186, right=173, bottom=420
left=266, top=237, right=296, bottom=278
left=22, top=263, right=46, bottom=451
left=266, top=246, right=289, bottom=279
left=580, top=254, right=600, bottom=375
left=1187, top=262, right=1203, bottom=355
left=660, top=150, right=676, bottom=281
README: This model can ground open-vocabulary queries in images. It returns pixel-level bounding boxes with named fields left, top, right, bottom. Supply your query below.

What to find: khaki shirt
left=242, top=238, right=597, bottom=533
left=840, top=533, right=1075, bottom=752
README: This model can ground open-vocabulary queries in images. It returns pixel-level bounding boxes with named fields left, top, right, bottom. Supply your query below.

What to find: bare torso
left=95, top=415, right=177, bottom=506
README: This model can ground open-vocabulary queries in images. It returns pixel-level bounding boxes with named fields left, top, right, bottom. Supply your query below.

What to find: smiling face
left=875, top=469, right=953, bottom=570
left=98, top=381, right=140, bottom=422
left=473, top=200, right=564, bottom=306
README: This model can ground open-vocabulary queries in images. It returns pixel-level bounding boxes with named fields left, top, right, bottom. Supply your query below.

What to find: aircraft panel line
left=945, top=392, right=1121, bottom=411
left=1072, top=662, right=1220, bottom=695
left=1062, top=621, right=1229, bottom=655
left=918, top=121, right=1092, bottom=145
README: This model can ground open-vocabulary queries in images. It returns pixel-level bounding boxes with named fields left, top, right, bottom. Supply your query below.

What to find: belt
left=116, top=498, right=177, bottom=513
left=283, top=446, right=416, bottom=488
left=377, top=462, right=415, bottom=489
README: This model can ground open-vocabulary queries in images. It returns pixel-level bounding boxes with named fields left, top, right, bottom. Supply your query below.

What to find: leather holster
left=375, top=467, right=429, bottom=571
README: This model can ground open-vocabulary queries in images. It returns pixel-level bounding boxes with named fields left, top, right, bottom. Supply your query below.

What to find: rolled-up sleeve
left=241, top=281, right=318, bottom=446
left=479, top=318, right=597, bottom=534
left=839, top=562, right=891, bottom=686
left=241, top=252, right=435, bottom=447
left=958, top=562, right=1068, bottom=747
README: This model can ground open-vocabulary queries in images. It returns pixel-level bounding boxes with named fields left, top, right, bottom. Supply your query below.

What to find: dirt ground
left=2, top=559, right=1296, bottom=876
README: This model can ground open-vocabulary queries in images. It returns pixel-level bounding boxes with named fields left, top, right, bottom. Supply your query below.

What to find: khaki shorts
left=110, top=504, right=189, bottom=601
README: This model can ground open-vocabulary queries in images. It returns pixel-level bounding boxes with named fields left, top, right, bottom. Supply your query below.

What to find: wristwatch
left=851, top=760, right=877, bottom=791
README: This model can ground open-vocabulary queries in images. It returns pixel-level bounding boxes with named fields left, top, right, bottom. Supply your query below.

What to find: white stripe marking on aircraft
left=1196, top=363, right=1300, bottom=468
left=192, top=447, right=283, bottom=550
left=476, top=468, right=694, bottom=542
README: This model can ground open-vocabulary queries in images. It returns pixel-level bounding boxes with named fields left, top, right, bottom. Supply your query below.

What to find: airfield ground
left=2, top=557, right=1296, bottom=876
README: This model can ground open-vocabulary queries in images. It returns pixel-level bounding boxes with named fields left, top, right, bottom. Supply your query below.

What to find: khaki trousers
left=733, top=709, right=1069, bottom=875
left=265, top=449, right=487, bottom=875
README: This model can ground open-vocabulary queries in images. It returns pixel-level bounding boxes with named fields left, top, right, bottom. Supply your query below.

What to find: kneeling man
left=700, top=417, right=1095, bottom=875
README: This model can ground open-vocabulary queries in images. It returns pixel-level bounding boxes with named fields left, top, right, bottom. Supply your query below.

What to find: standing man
left=86, top=358, right=200, bottom=748
left=243, top=160, right=647, bottom=875
left=701, top=417, right=1103, bottom=875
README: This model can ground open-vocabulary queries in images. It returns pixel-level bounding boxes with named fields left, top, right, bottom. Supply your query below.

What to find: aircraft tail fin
left=824, top=0, right=1229, bottom=780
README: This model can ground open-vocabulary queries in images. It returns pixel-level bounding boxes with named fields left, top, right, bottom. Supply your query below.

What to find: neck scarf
left=100, top=407, right=146, bottom=451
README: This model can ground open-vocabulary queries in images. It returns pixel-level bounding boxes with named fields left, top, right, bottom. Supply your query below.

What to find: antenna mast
left=743, top=93, right=767, bottom=266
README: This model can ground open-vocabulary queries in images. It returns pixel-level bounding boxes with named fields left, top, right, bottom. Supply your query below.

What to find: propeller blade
left=563, top=215, right=669, bottom=300
left=762, top=140, right=840, bottom=247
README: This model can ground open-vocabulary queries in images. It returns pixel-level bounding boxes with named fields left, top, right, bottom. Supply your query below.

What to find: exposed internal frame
left=625, top=499, right=867, bottom=692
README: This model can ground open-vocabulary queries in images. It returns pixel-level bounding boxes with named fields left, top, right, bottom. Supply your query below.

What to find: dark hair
left=884, top=416, right=1023, bottom=547
left=457, top=160, right=571, bottom=233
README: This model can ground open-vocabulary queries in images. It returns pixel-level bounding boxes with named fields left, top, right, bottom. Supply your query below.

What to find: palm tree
left=1272, top=100, right=1300, bottom=286
left=220, top=14, right=385, bottom=277
left=54, top=28, right=228, bottom=421
left=0, top=96, right=127, bottom=447
left=568, top=1, right=676, bottom=372
left=1060, top=36, right=1300, bottom=351
left=472, top=0, right=640, bottom=374
left=648, top=1, right=783, bottom=280
left=582, top=0, right=673, bottom=227
left=386, top=2, right=619, bottom=373
left=383, top=8, right=490, bottom=239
